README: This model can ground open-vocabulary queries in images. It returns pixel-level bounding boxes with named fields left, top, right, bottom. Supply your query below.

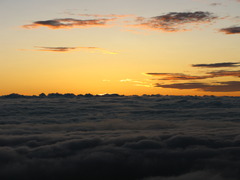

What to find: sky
left=1, top=0, right=240, bottom=96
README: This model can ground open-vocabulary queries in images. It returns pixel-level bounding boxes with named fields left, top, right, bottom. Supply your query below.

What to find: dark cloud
left=0, top=96, right=240, bottom=179
left=133, top=11, right=217, bottom=32
left=155, top=81, right=240, bottom=92
left=219, top=26, right=240, bottom=34
left=192, top=62, right=240, bottom=68
left=145, top=70, right=240, bottom=80
left=22, top=18, right=115, bottom=29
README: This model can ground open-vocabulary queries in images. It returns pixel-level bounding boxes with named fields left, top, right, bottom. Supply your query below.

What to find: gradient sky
left=1, top=0, right=240, bottom=96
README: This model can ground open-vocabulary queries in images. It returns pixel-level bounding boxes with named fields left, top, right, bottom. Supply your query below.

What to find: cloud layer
left=0, top=96, right=240, bottom=179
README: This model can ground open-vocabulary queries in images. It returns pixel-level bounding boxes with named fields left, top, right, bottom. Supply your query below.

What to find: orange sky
left=1, top=0, right=240, bottom=96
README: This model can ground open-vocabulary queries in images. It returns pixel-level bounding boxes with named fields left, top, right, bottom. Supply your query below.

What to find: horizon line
left=1, top=93, right=239, bottom=98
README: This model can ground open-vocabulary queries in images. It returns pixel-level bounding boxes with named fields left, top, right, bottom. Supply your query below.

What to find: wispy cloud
left=192, top=62, right=240, bottom=68
left=62, top=10, right=133, bottom=18
left=120, top=79, right=153, bottom=87
left=145, top=73, right=210, bottom=80
left=155, top=81, right=240, bottom=92
left=219, top=26, right=240, bottom=34
left=73, top=13, right=134, bottom=18
left=132, top=11, right=217, bottom=32
left=36, top=46, right=78, bottom=52
left=145, top=70, right=240, bottom=80
left=144, top=61, right=240, bottom=92
left=208, top=70, right=240, bottom=78
left=22, top=18, right=115, bottom=29
left=210, top=3, right=222, bottom=6
left=23, top=46, right=118, bottom=54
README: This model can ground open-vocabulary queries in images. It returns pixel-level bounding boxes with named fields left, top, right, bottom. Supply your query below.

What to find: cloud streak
left=25, top=46, right=118, bottom=54
left=145, top=70, right=240, bottom=80
left=62, top=10, right=134, bottom=18
left=22, top=18, right=115, bottom=29
left=155, top=81, right=240, bottom=92
left=219, top=26, right=240, bottom=34
left=145, top=73, right=210, bottom=80
left=132, top=11, right=217, bottom=32
left=192, top=62, right=240, bottom=68
left=75, top=13, right=134, bottom=18
left=209, top=70, right=240, bottom=78
left=210, top=3, right=222, bottom=6
left=120, top=79, right=153, bottom=87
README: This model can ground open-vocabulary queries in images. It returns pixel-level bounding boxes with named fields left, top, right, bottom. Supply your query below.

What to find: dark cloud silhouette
left=0, top=96, right=240, bottom=179
left=192, top=62, right=240, bottom=68
left=145, top=70, right=240, bottom=80
left=22, top=18, right=115, bottom=29
left=133, top=11, right=217, bottom=32
left=155, top=81, right=240, bottom=92
left=219, top=26, right=240, bottom=34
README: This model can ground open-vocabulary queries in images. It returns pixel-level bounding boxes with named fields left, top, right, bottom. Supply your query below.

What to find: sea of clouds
left=0, top=95, right=240, bottom=180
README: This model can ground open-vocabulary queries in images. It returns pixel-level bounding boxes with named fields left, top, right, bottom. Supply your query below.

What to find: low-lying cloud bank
left=0, top=96, right=240, bottom=179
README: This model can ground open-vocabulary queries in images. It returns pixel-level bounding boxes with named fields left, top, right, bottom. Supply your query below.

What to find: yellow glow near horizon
left=1, top=0, right=240, bottom=96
